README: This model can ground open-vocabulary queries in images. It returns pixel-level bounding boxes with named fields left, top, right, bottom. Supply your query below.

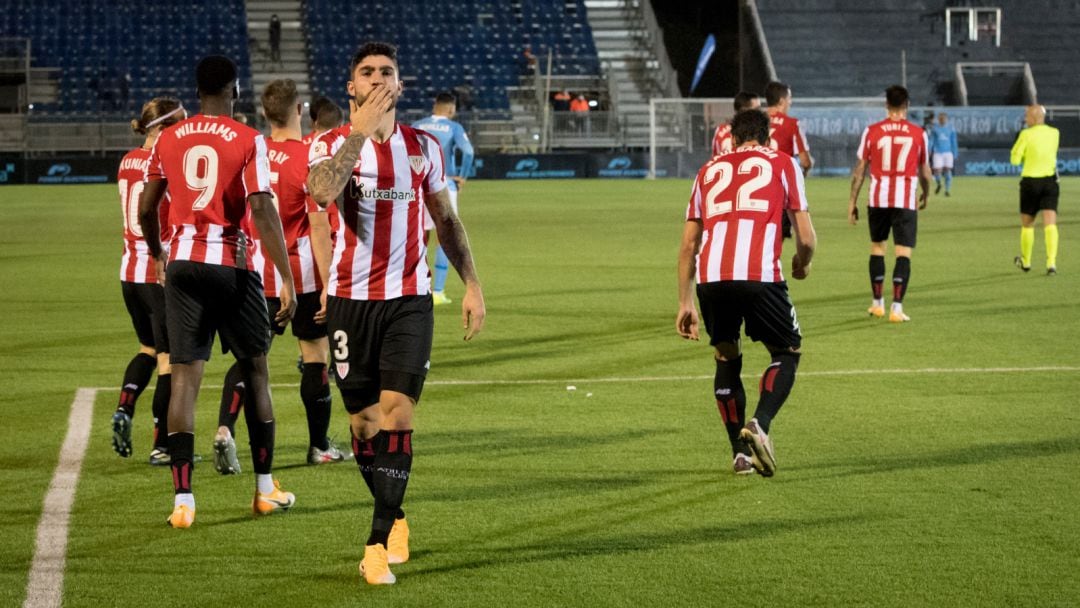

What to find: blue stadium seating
left=304, top=0, right=600, bottom=112
left=0, top=0, right=252, bottom=116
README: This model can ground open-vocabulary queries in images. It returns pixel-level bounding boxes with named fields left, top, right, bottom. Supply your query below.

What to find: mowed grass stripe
left=23, top=389, right=96, bottom=608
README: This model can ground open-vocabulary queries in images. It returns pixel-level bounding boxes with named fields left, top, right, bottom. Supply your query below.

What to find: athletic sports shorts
left=266, top=292, right=326, bottom=340
left=326, top=294, right=434, bottom=409
left=867, top=207, right=918, bottom=248
left=931, top=152, right=954, bottom=171
left=164, top=261, right=271, bottom=364
left=1019, top=176, right=1059, bottom=216
left=122, top=281, right=169, bottom=353
left=697, top=281, right=801, bottom=350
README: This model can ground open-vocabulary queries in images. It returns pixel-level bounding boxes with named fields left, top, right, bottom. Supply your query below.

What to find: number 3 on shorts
left=332, top=330, right=349, bottom=361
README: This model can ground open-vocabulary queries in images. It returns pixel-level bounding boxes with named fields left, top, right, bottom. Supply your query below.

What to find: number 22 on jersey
left=705, top=157, right=773, bottom=217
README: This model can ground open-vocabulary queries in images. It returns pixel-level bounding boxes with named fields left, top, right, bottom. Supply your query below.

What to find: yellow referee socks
left=1020, top=227, right=1035, bottom=268
left=1045, top=224, right=1059, bottom=269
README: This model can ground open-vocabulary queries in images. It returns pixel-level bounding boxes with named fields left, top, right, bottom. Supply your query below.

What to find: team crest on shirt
left=335, top=362, right=349, bottom=379
left=313, top=141, right=328, bottom=157
left=408, top=155, right=425, bottom=174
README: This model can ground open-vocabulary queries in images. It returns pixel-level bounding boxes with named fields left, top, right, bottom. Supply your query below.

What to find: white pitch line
left=82, top=365, right=1080, bottom=392
left=23, top=388, right=96, bottom=608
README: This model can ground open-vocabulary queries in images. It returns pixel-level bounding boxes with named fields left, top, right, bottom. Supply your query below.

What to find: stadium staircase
left=583, top=0, right=682, bottom=147
left=244, top=0, right=312, bottom=112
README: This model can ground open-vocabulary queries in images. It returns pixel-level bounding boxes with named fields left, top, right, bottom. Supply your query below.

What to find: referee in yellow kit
left=1011, top=105, right=1060, bottom=275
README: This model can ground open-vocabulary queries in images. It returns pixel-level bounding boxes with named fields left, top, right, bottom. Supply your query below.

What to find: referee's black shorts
left=165, top=261, right=271, bottom=364
left=327, top=294, right=433, bottom=411
left=121, top=281, right=169, bottom=353
left=697, top=280, right=802, bottom=350
left=867, top=207, right=918, bottom=248
left=1019, top=176, right=1059, bottom=216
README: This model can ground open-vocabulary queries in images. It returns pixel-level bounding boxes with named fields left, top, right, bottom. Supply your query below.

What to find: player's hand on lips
left=350, top=85, right=394, bottom=137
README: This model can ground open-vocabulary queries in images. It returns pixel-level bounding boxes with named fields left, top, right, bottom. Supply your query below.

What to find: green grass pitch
left=1, top=176, right=1078, bottom=606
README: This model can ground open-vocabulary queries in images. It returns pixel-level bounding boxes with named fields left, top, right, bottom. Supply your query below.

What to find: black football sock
left=151, top=373, right=171, bottom=450
left=753, top=352, right=801, bottom=434
left=892, top=256, right=911, bottom=304
left=352, top=431, right=377, bottom=498
left=869, top=255, right=886, bottom=301
left=117, top=353, right=155, bottom=416
left=300, top=363, right=332, bottom=450
left=245, top=417, right=275, bottom=475
left=217, top=363, right=245, bottom=436
left=367, top=430, right=412, bottom=547
left=714, top=356, right=748, bottom=457
left=168, top=432, right=195, bottom=494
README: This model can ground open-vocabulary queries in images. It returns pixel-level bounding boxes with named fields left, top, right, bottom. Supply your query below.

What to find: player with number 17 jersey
left=686, top=145, right=808, bottom=283
left=146, top=115, right=271, bottom=268
left=856, top=119, right=928, bottom=210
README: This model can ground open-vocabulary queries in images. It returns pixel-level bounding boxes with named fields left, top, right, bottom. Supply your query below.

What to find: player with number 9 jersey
left=146, top=113, right=271, bottom=268
left=686, top=143, right=808, bottom=283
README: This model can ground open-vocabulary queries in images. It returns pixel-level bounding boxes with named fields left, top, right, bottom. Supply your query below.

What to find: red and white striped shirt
left=711, top=123, right=733, bottom=156
left=309, top=123, right=446, bottom=301
left=118, top=147, right=170, bottom=283
left=768, top=111, right=809, bottom=156
left=686, top=145, right=808, bottom=284
left=245, top=138, right=325, bottom=297
left=857, top=118, right=929, bottom=210
left=145, top=114, right=271, bottom=269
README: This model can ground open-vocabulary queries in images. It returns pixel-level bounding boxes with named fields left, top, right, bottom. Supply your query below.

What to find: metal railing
left=955, top=62, right=1037, bottom=106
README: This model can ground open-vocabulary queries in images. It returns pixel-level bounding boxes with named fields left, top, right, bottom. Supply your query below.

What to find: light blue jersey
left=929, top=123, right=958, bottom=156
left=411, top=115, right=474, bottom=192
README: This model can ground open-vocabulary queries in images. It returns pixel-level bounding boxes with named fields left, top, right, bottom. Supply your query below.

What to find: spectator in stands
left=269, top=15, right=282, bottom=66
left=552, top=89, right=571, bottom=112
left=519, top=46, right=538, bottom=76
left=453, top=81, right=474, bottom=111
left=570, top=93, right=590, bottom=134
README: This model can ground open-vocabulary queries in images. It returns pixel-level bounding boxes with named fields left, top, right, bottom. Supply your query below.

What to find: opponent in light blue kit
left=929, top=112, right=958, bottom=196
left=413, top=92, right=475, bottom=305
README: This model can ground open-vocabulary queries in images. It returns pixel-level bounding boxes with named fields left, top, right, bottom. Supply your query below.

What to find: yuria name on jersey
left=879, top=122, right=912, bottom=133
left=173, top=121, right=238, bottom=142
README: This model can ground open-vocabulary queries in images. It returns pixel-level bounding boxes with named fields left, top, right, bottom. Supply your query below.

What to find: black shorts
left=868, top=207, right=918, bottom=248
left=1020, top=176, right=1059, bottom=216
left=164, top=261, right=271, bottom=364
left=327, top=294, right=434, bottom=409
left=266, top=292, right=327, bottom=340
left=697, top=281, right=801, bottom=350
left=121, top=281, right=169, bottom=353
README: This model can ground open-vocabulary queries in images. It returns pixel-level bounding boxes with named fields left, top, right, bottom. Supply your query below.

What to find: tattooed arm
left=307, top=132, right=366, bottom=208
left=425, top=187, right=485, bottom=340
left=307, top=90, right=395, bottom=207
